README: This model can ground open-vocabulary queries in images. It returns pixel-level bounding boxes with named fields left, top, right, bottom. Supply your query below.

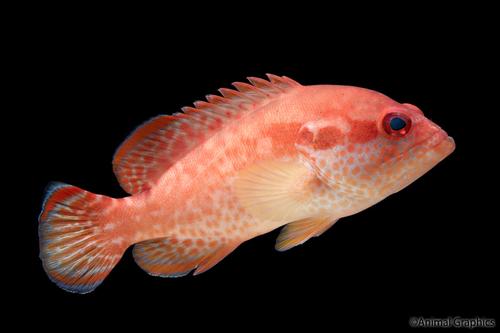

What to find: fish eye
left=383, top=113, right=411, bottom=137
left=390, top=117, right=406, bottom=130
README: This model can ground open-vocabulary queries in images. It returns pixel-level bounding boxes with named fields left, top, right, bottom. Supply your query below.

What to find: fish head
left=295, top=87, right=455, bottom=206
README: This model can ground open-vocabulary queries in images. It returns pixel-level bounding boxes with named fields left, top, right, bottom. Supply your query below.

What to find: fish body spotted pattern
left=39, top=75, right=455, bottom=293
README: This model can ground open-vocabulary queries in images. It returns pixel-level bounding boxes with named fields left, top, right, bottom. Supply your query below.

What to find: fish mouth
left=438, top=135, right=455, bottom=157
left=381, top=132, right=455, bottom=195
left=383, top=131, right=455, bottom=169
left=422, top=132, right=455, bottom=159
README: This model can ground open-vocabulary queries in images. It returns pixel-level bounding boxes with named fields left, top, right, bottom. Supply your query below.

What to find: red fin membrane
left=112, top=74, right=301, bottom=194
left=39, top=182, right=127, bottom=293
left=133, top=237, right=239, bottom=277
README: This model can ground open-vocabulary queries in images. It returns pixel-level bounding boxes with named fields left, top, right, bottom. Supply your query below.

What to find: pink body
left=39, top=75, right=455, bottom=293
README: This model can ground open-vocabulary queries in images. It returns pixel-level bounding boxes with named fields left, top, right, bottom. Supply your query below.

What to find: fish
left=39, top=74, right=455, bottom=293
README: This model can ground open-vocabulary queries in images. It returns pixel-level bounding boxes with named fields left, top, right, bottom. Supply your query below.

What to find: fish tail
left=39, top=182, right=128, bottom=294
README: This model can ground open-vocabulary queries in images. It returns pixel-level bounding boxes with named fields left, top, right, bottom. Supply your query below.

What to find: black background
left=12, top=4, right=498, bottom=331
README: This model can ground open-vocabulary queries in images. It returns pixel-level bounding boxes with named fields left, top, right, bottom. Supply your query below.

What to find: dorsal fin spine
left=218, top=88, right=252, bottom=102
left=247, top=77, right=277, bottom=91
left=112, top=75, right=302, bottom=194
left=231, top=82, right=266, bottom=97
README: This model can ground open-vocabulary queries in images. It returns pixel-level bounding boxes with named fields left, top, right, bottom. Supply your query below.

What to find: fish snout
left=424, top=129, right=455, bottom=161
left=439, top=135, right=456, bottom=157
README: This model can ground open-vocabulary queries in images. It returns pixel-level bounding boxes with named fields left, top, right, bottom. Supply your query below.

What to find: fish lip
left=444, top=136, right=456, bottom=153
left=424, top=133, right=456, bottom=157
left=380, top=131, right=454, bottom=168
left=434, top=135, right=455, bottom=161
left=413, top=131, right=455, bottom=153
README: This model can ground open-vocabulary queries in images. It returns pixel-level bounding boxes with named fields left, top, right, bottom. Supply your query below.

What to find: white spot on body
left=103, top=223, right=116, bottom=231
left=111, top=237, right=125, bottom=246
left=255, top=137, right=273, bottom=155
left=150, top=210, right=161, bottom=218
left=179, top=173, right=191, bottom=186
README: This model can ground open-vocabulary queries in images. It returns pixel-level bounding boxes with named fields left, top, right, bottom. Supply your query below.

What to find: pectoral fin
left=275, top=217, right=338, bottom=251
left=234, top=160, right=315, bottom=224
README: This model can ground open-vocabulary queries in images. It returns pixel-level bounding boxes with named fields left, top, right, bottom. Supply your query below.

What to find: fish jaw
left=384, top=132, right=455, bottom=204
left=383, top=132, right=455, bottom=196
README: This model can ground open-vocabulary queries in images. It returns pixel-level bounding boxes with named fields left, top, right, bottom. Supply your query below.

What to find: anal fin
left=133, top=237, right=239, bottom=277
left=276, top=217, right=338, bottom=251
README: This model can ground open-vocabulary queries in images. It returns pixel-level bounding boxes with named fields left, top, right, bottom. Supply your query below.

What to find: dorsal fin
left=113, top=74, right=301, bottom=194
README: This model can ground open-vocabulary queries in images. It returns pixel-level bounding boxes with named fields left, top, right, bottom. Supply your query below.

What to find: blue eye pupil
left=390, top=117, right=406, bottom=131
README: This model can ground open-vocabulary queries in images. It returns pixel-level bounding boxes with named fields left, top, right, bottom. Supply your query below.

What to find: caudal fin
left=39, top=182, right=127, bottom=293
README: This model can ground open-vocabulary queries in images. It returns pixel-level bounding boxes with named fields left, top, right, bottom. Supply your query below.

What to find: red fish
left=39, top=74, right=455, bottom=293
